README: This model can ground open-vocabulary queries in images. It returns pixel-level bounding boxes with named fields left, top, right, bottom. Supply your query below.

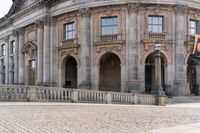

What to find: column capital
left=79, top=8, right=91, bottom=17
left=42, top=16, right=52, bottom=25
left=127, top=2, right=140, bottom=13
left=4, top=36, right=9, bottom=43
left=35, top=19, right=44, bottom=28
left=51, top=17, right=57, bottom=26
left=12, top=29, right=19, bottom=37
left=18, top=28, right=25, bottom=35
left=174, top=5, right=188, bottom=15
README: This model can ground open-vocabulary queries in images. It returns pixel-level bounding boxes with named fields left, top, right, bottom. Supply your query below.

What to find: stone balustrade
left=148, top=32, right=167, bottom=40
left=0, top=85, right=29, bottom=101
left=97, top=34, right=121, bottom=42
left=0, top=85, right=156, bottom=105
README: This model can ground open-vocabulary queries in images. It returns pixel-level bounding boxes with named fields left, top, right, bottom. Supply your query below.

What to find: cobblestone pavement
left=0, top=103, right=199, bottom=133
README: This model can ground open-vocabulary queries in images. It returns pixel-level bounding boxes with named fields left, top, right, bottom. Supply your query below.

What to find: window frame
left=64, top=22, right=76, bottom=40
left=101, top=16, right=118, bottom=35
left=148, top=15, right=164, bottom=33
left=10, top=40, right=15, bottom=54
left=189, top=19, right=197, bottom=35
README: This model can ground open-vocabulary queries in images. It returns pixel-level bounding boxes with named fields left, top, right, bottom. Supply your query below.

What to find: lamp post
left=154, top=42, right=166, bottom=106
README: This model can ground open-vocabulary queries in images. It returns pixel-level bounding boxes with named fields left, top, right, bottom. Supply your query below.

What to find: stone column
left=127, top=3, right=140, bottom=92
left=18, top=28, right=25, bottom=85
left=12, top=30, right=19, bottom=84
left=5, top=36, right=9, bottom=84
left=42, top=16, right=51, bottom=85
left=174, top=5, right=189, bottom=95
left=0, top=60, right=3, bottom=84
left=36, top=20, right=44, bottom=85
left=24, top=55, right=29, bottom=86
left=50, top=18, right=57, bottom=86
left=79, top=8, right=91, bottom=89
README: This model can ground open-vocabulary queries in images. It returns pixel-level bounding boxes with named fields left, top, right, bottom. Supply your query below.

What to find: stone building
left=0, top=0, right=200, bottom=96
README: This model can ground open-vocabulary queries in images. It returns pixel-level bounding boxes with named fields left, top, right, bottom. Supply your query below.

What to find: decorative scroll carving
left=174, top=5, right=188, bottom=15
left=127, top=2, right=140, bottom=13
left=79, top=8, right=91, bottom=17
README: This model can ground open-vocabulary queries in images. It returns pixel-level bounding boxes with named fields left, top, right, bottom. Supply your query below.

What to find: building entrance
left=99, top=53, right=121, bottom=92
left=145, top=52, right=165, bottom=93
left=64, top=57, right=77, bottom=88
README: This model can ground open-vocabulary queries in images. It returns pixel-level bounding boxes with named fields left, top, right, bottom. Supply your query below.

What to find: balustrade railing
left=148, top=32, right=167, bottom=40
left=0, top=85, right=29, bottom=101
left=0, top=85, right=156, bottom=105
left=97, top=34, right=121, bottom=42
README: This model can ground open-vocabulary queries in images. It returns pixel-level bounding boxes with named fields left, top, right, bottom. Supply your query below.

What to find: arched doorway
left=187, top=65, right=196, bottom=95
left=145, top=52, right=166, bottom=93
left=63, top=56, right=77, bottom=88
left=99, top=53, right=121, bottom=92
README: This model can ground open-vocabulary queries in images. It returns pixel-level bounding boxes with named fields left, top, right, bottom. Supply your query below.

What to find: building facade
left=0, top=0, right=200, bottom=96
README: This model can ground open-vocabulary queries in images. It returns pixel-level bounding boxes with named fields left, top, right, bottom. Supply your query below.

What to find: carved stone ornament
left=127, top=2, right=140, bottom=13
left=174, top=5, right=188, bottom=15
left=41, top=0, right=56, bottom=6
left=79, top=8, right=91, bottom=17
left=22, top=41, right=37, bottom=59
left=42, top=16, right=52, bottom=25
left=18, top=28, right=25, bottom=35
left=35, top=19, right=44, bottom=28
left=95, top=40, right=124, bottom=53
left=12, top=29, right=18, bottom=37
left=142, top=40, right=172, bottom=51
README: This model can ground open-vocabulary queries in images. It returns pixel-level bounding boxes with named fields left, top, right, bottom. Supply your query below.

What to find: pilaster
left=36, top=19, right=44, bottom=85
left=12, top=29, right=19, bottom=84
left=18, top=28, right=25, bottom=85
left=42, top=16, right=51, bottom=85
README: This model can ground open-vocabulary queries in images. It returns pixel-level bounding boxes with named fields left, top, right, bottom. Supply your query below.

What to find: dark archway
left=187, top=65, right=197, bottom=95
left=99, top=53, right=121, bottom=92
left=64, top=56, right=77, bottom=88
left=145, top=52, right=166, bottom=93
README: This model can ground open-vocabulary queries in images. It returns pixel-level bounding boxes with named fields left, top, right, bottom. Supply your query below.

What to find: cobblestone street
left=0, top=103, right=199, bottom=133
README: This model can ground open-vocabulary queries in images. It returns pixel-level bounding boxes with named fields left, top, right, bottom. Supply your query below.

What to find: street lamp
left=154, top=42, right=166, bottom=106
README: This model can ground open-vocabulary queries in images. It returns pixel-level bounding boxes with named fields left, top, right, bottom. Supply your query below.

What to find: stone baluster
left=174, top=5, right=189, bottom=95
left=18, top=28, right=25, bottom=85
left=12, top=30, right=19, bottom=84
left=43, top=16, right=51, bottom=85
left=79, top=8, right=91, bottom=89
left=127, top=3, right=140, bottom=91
left=36, top=20, right=44, bottom=85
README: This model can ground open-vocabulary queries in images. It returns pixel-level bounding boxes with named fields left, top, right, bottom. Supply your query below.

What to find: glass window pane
left=152, top=17, right=158, bottom=24
left=113, top=26, right=118, bottom=34
left=159, top=17, right=163, bottom=25
left=113, top=18, right=118, bottom=25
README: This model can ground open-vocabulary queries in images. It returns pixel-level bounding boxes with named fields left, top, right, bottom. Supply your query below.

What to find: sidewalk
left=148, top=123, right=200, bottom=133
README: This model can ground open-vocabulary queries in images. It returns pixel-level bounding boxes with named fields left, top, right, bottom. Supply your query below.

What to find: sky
left=0, top=0, right=12, bottom=18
